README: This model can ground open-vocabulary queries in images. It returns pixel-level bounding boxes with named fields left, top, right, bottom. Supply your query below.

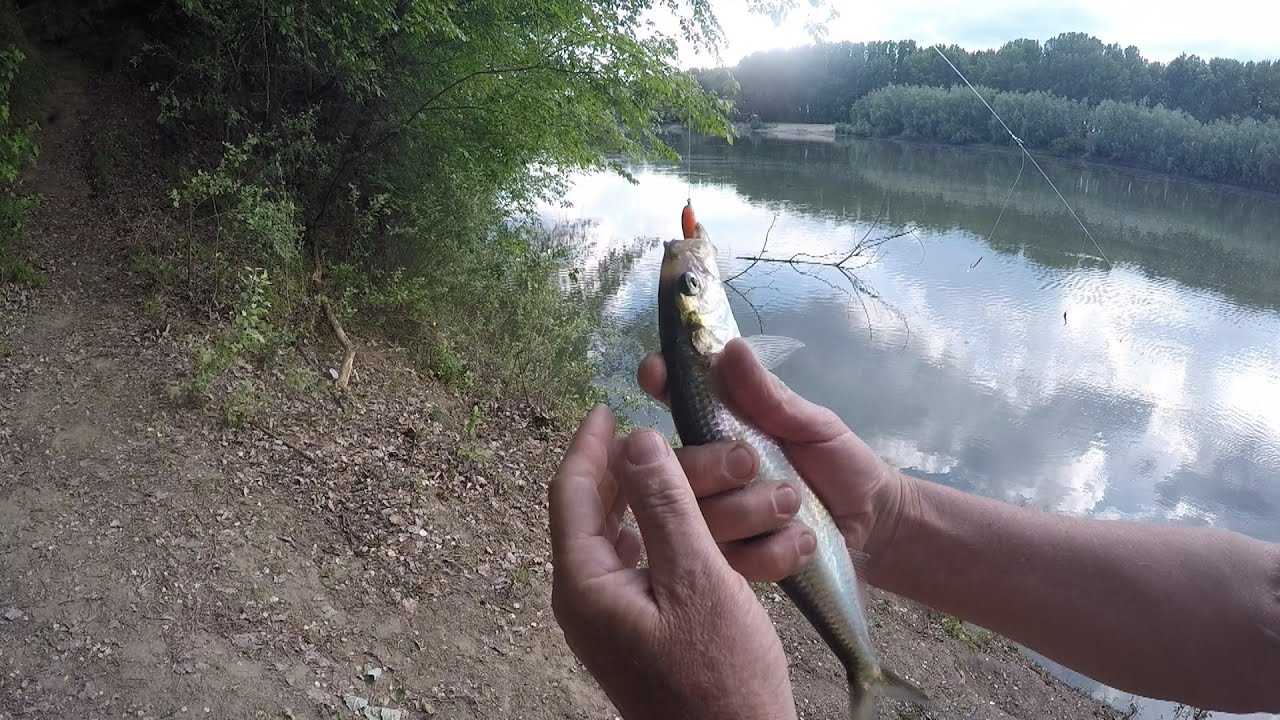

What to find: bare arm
left=638, top=339, right=1280, bottom=712
left=869, top=476, right=1280, bottom=712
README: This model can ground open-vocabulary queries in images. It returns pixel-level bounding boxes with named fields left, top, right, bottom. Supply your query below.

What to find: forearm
left=868, top=473, right=1280, bottom=711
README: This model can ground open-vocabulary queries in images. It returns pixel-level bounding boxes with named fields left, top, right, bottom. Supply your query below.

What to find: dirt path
left=0, top=59, right=1123, bottom=720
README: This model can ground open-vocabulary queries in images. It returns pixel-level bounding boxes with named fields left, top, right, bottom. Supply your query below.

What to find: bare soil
left=0, top=59, right=1123, bottom=720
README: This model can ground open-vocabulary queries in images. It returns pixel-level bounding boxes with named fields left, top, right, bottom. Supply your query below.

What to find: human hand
left=549, top=406, right=797, bottom=720
left=636, top=337, right=912, bottom=585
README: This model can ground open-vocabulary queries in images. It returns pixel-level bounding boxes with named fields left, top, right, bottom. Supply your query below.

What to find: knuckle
left=636, top=476, right=695, bottom=519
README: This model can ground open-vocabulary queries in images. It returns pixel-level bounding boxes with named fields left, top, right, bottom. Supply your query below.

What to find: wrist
left=863, top=464, right=924, bottom=588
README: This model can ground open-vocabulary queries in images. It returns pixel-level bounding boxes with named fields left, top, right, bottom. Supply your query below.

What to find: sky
left=678, top=0, right=1280, bottom=67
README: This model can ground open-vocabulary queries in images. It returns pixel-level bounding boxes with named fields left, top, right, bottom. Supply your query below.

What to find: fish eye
left=678, top=271, right=701, bottom=296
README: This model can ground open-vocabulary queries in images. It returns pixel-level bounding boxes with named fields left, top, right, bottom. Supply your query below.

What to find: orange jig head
left=681, top=199, right=698, bottom=240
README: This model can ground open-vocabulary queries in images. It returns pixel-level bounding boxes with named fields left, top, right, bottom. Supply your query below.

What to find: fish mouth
left=661, top=237, right=720, bottom=282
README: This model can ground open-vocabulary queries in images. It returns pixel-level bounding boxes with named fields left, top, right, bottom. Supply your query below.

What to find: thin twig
left=735, top=230, right=913, bottom=266
left=723, top=278, right=765, bottom=334
left=250, top=421, right=318, bottom=464
left=725, top=214, right=777, bottom=283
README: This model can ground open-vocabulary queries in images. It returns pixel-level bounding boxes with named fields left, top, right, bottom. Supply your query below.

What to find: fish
left=658, top=206, right=928, bottom=720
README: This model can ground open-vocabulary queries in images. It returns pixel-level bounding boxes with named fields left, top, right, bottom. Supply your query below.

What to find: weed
left=464, top=404, right=484, bottom=438
left=222, top=380, right=261, bottom=428
left=131, top=247, right=175, bottom=282
left=0, top=43, right=40, bottom=287
left=427, top=341, right=469, bottom=388
left=187, top=268, right=287, bottom=398
left=458, top=441, right=494, bottom=465
left=1, top=256, right=45, bottom=286
left=940, top=614, right=992, bottom=650
left=283, top=365, right=318, bottom=395
left=141, top=291, right=167, bottom=324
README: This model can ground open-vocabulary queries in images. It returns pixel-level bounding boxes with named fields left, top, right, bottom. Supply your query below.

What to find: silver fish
left=658, top=229, right=927, bottom=720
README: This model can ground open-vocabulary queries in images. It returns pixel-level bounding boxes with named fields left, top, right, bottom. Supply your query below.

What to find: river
left=540, top=134, right=1280, bottom=719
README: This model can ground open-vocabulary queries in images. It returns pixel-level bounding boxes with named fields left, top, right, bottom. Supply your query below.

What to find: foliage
left=0, top=41, right=40, bottom=284
left=188, top=268, right=289, bottom=398
left=341, top=223, right=614, bottom=418
left=850, top=85, right=1280, bottom=192
left=728, top=33, right=1280, bottom=126
left=93, top=0, right=754, bottom=416
left=171, top=134, right=305, bottom=265
left=851, top=85, right=992, bottom=145
left=222, top=379, right=263, bottom=428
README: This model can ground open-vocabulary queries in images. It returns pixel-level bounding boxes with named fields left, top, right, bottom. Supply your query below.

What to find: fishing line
left=933, top=47, right=1111, bottom=268
left=986, top=153, right=1025, bottom=245
left=685, top=117, right=693, bottom=201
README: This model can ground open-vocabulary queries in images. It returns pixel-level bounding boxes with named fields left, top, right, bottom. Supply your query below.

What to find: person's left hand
left=549, top=405, right=797, bottom=720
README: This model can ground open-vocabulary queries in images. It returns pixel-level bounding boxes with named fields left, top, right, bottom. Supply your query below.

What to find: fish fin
left=878, top=666, right=930, bottom=706
left=847, top=664, right=929, bottom=720
left=742, top=335, right=804, bottom=369
left=848, top=675, right=875, bottom=720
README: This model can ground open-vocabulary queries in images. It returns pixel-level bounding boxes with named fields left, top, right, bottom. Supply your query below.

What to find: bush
left=851, top=85, right=994, bottom=145
left=0, top=43, right=39, bottom=284
left=115, top=0, right=732, bottom=418
left=990, top=90, right=1087, bottom=153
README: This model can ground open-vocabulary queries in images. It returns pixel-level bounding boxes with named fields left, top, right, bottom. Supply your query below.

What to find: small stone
left=362, top=664, right=383, bottom=683
left=343, top=694, right=368, bottom=712
left=305, top=687, right=335, bottom=707
left=2, top=608, right=21, bottom=622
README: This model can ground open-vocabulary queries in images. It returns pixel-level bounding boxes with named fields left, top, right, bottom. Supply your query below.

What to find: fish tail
left=848, top=666, right=929, bottom=720
left=878, top=666, right=930, bottom=706
left=848, top=679, right=875, bottom=720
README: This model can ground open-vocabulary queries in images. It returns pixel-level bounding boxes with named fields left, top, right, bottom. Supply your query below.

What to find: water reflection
left=540, top=135, right=1280, bottom=718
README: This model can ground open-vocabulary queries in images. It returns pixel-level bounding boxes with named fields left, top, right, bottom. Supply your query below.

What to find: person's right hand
left=637, top=337, right=913, bottom=584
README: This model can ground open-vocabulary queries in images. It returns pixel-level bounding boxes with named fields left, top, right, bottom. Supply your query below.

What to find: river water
left=540, top=135, right=1280, bottom=719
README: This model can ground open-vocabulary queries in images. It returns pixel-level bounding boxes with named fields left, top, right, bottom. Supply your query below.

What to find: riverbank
left=0, top=63, right=1126, bottom=719
left=721, top=121, right=1280, bottom=199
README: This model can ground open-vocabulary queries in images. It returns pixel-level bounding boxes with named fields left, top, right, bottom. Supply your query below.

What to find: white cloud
left=682, top=0, right=1280, bottom=67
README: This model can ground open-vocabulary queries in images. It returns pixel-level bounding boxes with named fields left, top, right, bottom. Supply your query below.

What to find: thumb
left=618, top=430, right=722, bottom=592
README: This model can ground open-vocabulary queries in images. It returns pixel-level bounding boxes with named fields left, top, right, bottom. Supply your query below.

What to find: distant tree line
left=697, top=34, right=1280, bottom=125
left=690, top=33, right=1280, bottom=190
left=846, top=85, right=1280, bottom=192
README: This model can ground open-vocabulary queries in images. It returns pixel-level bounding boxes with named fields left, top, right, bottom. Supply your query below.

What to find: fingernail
left=626, top=431, right=669, bottom=465
left=725, top=444, right=755, bottom=481
left=773, top=484, right=800, bottom=517
left=796, top=529, right=817, bottom=558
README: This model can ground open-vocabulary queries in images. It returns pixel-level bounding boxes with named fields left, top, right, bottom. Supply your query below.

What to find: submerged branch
left=725, top=219, right=916, bottom=345
left=734, top=229, right=915, bottom=267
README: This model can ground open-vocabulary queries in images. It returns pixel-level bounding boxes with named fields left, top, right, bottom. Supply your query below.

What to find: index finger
left=550, top=405, right=625, bottom=585
left=715, top=338, right=846, bottom=444
left=637, top=352, right=670, bottom=407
